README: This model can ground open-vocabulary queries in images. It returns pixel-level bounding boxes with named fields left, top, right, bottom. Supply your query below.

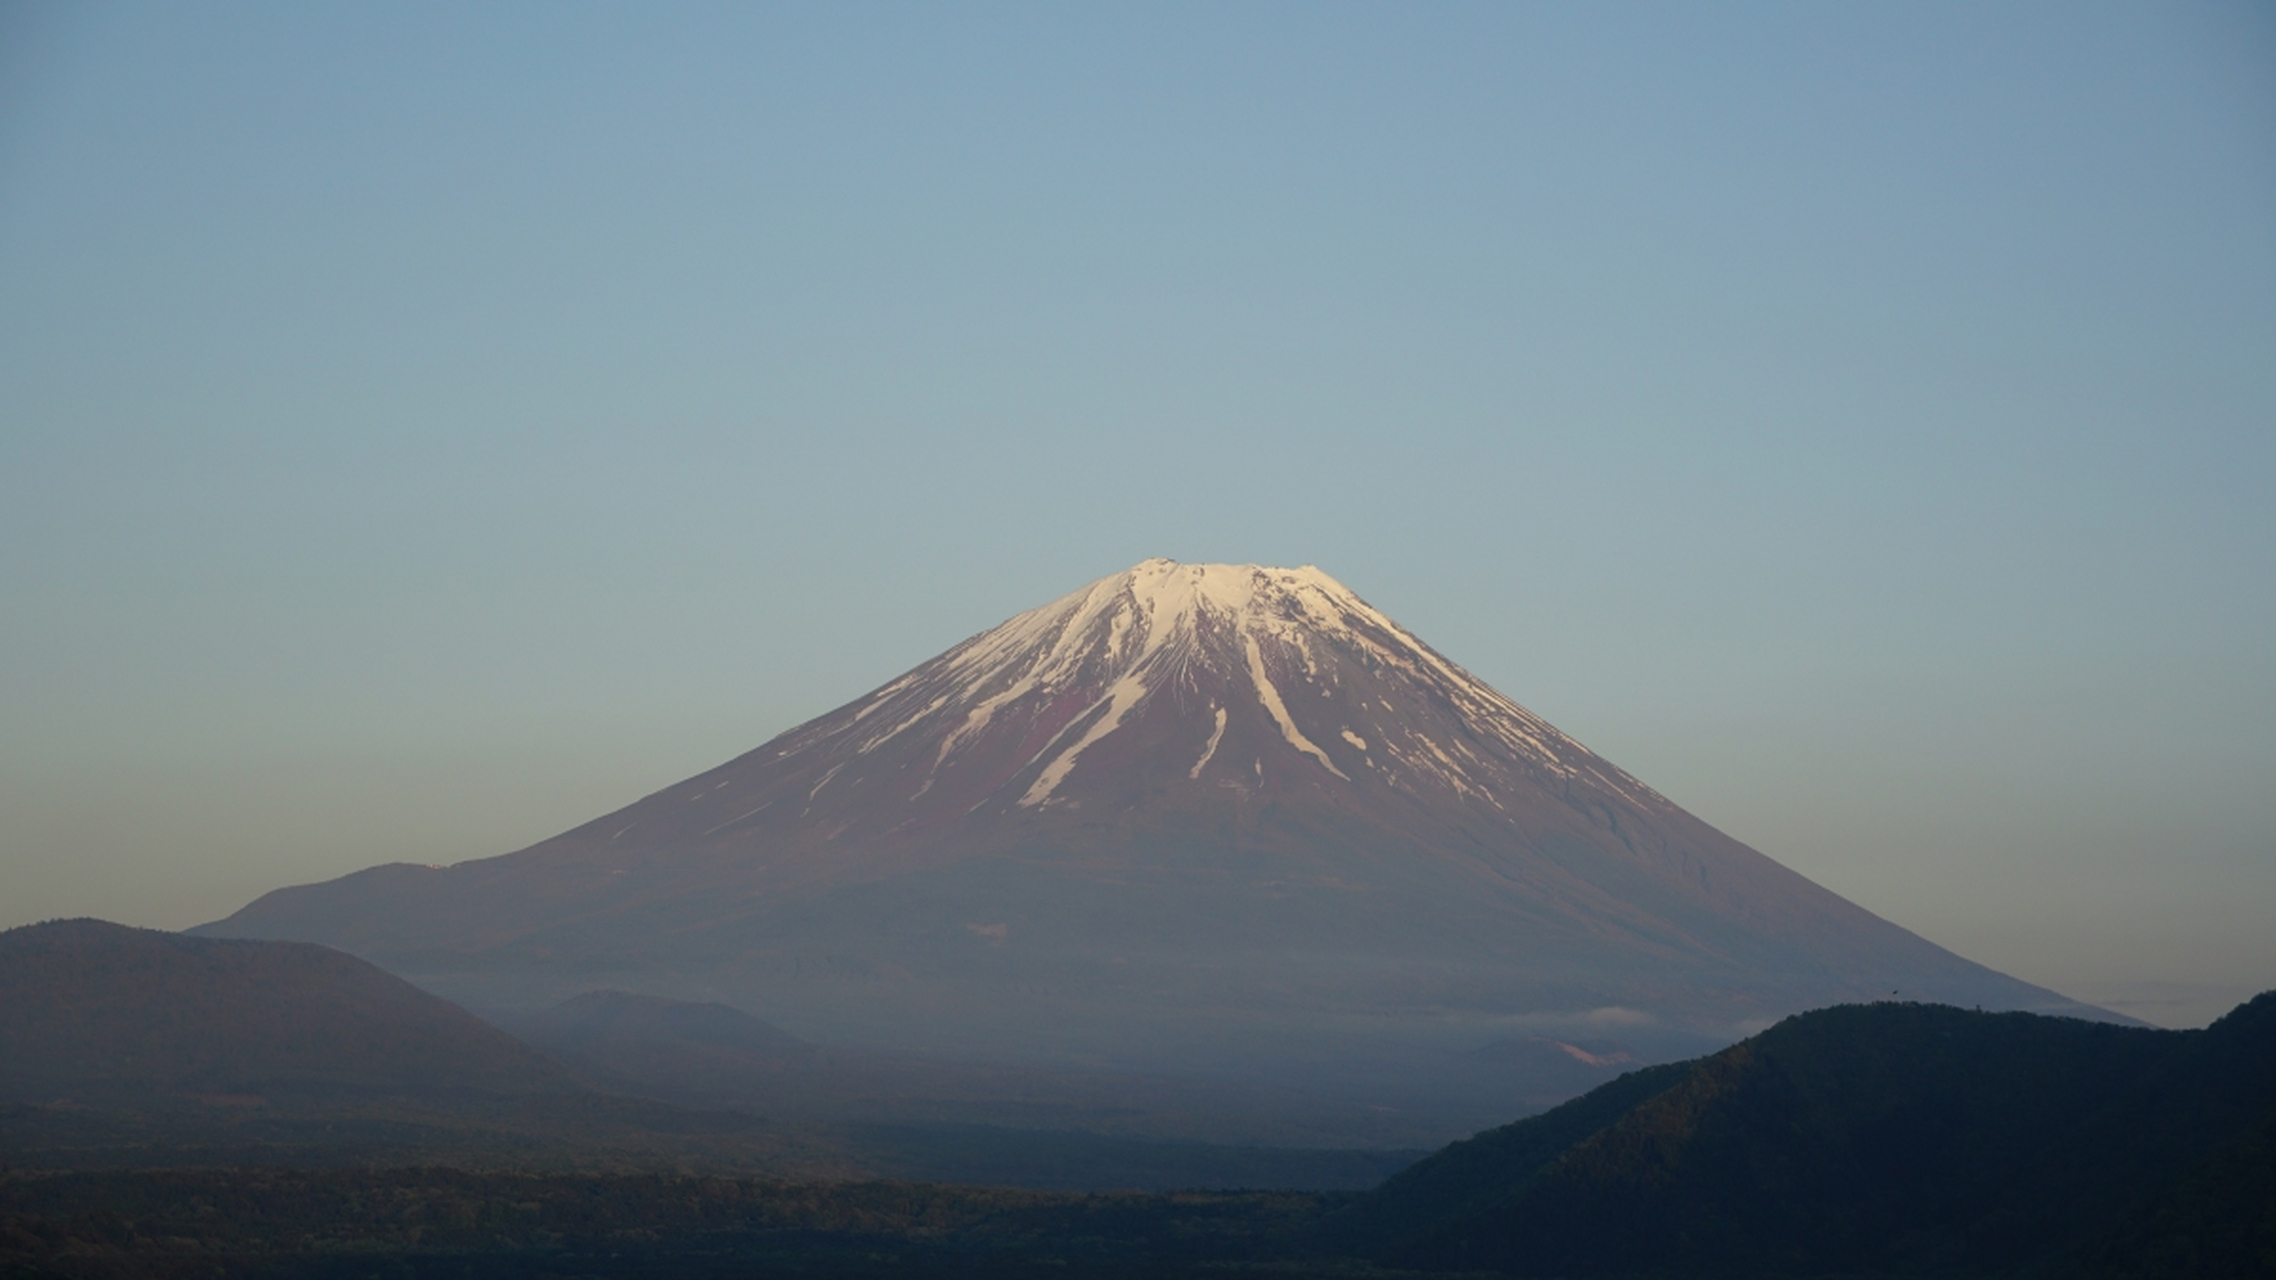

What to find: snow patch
left=807, top=762, right=846, bottom=801
left=1245, top=633, right=1348, bottom=781
left=769, top=558, right=1657, bottom=815
left=850, top=672, right=921, bottom=721
left=1190, top=704, right=1228, bottom=779
left=700, top=800, right=775, bottom=838
left=860, top=694, right=948, bottom=753
left=1020, top=668, right=1153, bottom=807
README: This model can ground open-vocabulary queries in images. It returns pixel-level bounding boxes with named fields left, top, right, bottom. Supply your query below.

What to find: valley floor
left=0, top=1167, right=1375, bottom=1280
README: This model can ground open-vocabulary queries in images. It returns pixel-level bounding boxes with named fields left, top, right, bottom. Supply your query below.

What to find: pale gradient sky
left=3, top=2, right=2271, bottom=1027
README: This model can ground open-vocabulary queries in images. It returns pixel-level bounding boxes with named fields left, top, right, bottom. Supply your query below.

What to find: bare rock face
left=197, top=560, right=2112, bottom=1129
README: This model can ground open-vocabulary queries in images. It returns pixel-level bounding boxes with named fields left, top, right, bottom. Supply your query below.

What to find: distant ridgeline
left=4, top=917, right=2271, bottom=1280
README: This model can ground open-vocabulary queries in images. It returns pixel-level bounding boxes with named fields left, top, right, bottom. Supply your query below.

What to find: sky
left=2, top=1, right=2271, bottom=1029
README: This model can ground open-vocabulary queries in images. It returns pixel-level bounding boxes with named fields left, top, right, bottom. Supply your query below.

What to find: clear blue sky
left=3, top=1, right=2271, bottom=1027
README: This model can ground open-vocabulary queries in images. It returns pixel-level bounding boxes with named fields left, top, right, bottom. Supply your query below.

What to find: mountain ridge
left=0, top=918, right=581, bottom=1105
left=1337, top=993, right=2276, bottom=1276
left=197, top=559, right=2116, bottom=1133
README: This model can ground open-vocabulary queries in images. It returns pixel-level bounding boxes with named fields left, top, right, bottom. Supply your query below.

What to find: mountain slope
left=0, top=919, right=578, bottom=1105
left=0, top=920, right=1417, bottom=1188
left=197, top=560, right=2110, bottom=1126
left=1343, top=994, right=2276, bottom=1277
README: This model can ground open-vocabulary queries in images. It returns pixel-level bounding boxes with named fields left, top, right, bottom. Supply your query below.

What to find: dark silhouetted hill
left=0, top=919, right=579, bottom=1105
left=0, top=924, right=1419, bottom=1190
left=0, top=920, right=869, bottom=1177
left=1339, top=994, right=2276, bottom=1277
left=2, top=998, right=2268, bottom=1275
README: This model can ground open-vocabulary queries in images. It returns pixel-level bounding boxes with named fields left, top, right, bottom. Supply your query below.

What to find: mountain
left=196, top=559, right=2110, bottom=1136
left=7, top=1001, right=2266, bottom=1276
left=0, top=919, right=578, bottom=1106
left=502, top=990, right=809, bottom=1107
left=1338, top=993, right=2276, bottom=1277
left=519, top=990, right=806, bottom=1057
left=0, top=920, right=1415, bottom=1189
left=501, top=988, right=1434, bottom=1157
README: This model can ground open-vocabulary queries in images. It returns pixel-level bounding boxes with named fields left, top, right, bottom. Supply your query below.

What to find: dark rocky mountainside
left=196, top=560, right=2114, bottom=1134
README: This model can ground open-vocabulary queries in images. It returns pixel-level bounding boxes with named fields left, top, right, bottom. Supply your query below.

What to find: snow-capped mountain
left=199, top=560, right=2112, bottom=1128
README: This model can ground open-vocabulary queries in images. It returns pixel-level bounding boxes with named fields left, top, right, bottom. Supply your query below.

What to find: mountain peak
left=982, top=558, right=1381, bottom=806
left=980, top=558, right=1363, bottom=685
left=200, top=559, right=2113, bottom=1107
left=813, top=556, right=1619, bottom=815
left=1115, top=557, right=1348, bottom=618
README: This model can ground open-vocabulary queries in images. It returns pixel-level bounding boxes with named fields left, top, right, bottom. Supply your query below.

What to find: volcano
left=200, top=560, right=2109, bottom=1132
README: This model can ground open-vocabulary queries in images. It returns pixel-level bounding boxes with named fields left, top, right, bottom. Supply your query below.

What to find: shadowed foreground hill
left=0, top=920, right=858, bottom=1177
left=1339, top=994, right=2276, bottom=1277
left=3, top=998, right=2267, bottom=1278
left=0, top=922, right=1419, bottom=1191
left=0, top=919, right=578, bottom=1105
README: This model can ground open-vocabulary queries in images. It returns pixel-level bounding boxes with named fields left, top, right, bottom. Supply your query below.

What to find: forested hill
left=0, top=919, right=581, bottom=1104
left=1337, top=993, right=2276, bottom=1277
left=1, top=994, right=2270, bottom=1276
